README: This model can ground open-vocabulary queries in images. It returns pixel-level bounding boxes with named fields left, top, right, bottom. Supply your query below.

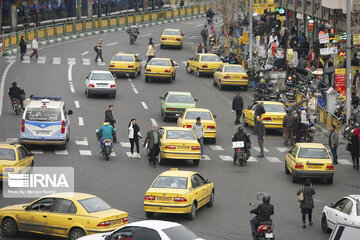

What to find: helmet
left=260, top=78, right=265, bottom=84
left=263, top=194, right=270, bottom=203
left=286, top=108, right=292, bottom=114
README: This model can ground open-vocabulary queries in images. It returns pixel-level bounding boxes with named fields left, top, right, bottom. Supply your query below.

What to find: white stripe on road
left=105, top=42, right=118, bottom=46
left=97, top=61, right=106, bottom=66
left=253, top=147, right=270, bottom=153
left=5, top=138, right=18, bottom=143
left=70, top=86, right=75, bottom=93
left=82, top=58, right=90, bottom=65
left=133, top=88, right=139, bottom=94
left=126, top=152, right=133, bottom=157
left=55, top=150, right=68, bottom=155
left=120, top=142, right=131, bottom=147
left=111, top=151, right=116, bottom=157
left=141, top=33, right=152, bottom=37
left=23, top=56, right=30, bottom=63
left=209, top=145, right=224, bottom=151
left=219, top=155, right=233, bottom=161
left=247, top=156, right=258, bottom=162
left=155, top=44, right=160, bottom=47
left=68, top=58, right=76, bottom=65
left=78, top=117, right=84, bottom=126
left=53, top=57, right=61, bottom=64
left=0, top=61, right=15, bottom=117
left=79, top=150, right=92, bottom=156
left=276, top=147, right=290, bottom=153
left=151, top=118, right=157, bottom=125
left=141, top=101, right=148, bottom=109
left=129, top=83, right=135, bottom=87
left=68, top=64, right=73, bottom=81
left=74, top=100, right=80, bottom=108
left=37, top=56, right=46, bottom=64
left=195, top=24, right=203, bottom=27
left=338, top=159, right=352, bottom=165
left=81, top=51, right=89, bottom=56
left=202, top=155, right=211, bottom=160
left=31, top=150, right=44, bottom=155
left=266, top=157, right=282, bottom=163
left=75, top=140, right=88, bottom=145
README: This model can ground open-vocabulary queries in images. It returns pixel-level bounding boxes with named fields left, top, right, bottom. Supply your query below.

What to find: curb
left=3, top=14, right=205, bottom=56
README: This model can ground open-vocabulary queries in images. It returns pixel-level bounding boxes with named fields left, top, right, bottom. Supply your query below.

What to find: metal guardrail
left=317, top=105, right=340, bottom=132
left=1, top=4, right=210, bottom=53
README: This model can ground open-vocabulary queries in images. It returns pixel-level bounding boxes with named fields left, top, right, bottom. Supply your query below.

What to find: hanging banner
left=319, top=33, right=329, bottom=44
left=243, top=32, right=248, bottom=44
left=320, top=47, right=338, bottom=56
left=353, top=34, right=360, bottom=45
left=287, top=49, right=293, bottom=63
left=335, top=68, right=346, bottom=96
left=308, top=23, right=314, bottom=32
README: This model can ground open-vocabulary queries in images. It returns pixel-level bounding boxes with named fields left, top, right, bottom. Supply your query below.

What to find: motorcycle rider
left=351, top=92, right=359, bottom=109
left=8, top=82, right=25, bottom=110
left=250, top=194, right=274, bottom=239
left=206, top=7, right=215, bottom=23
left=98, top=122, right=116, bottom=152
left=232, top=125, right=251, bottom=165
left=295, top=109, right=304, bottom=143
left=126, top=24, right=139, bottom=40
left=256, top=78, right=268, bottom=95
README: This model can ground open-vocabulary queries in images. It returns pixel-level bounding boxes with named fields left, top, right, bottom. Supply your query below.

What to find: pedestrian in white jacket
left=30, top=37, right=38, bottom=59
left=192, top=117, right=205, bottom=159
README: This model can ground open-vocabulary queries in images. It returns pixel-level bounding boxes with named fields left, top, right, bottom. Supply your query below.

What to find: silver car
left=85, top=70, right=117, bottom=98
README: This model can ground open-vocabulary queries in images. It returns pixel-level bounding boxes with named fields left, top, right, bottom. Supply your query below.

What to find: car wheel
left=285, top=162, right=290, bottom=174
left=69, top=228, right=85, bottom=240
left=207, top=190, right=215, bottom=207
left=213, top=79, right=217, bottom=86
left=66, top=128, right=70, bottom=142
left=243, top=115, right=248, bottom=127
left=186, top=64, right=193, bottom=73
left=172, top=73, right=176, bottom=81
left=292, top=174, right=298, bottom=183
left=196, top=68, right=201, bottom=77
left=160, top=44, right=163, bottom=49
left=218, top=81, right=224, bottom=90
left=188, top=202, right=197, bottom=220
left=131, top=72, right=136, bottom=78
left=1, top=218, right=18, bottom=237
left=87, top=91, right=91, bottom=98
left=327, top=178, right=333, bottom=184
left=212, top=138, right=216, bottom=144
left=145, top=76, right=149, bottom=82
left=159, top=153, right=165, bottom=165
left=193, top=159, right=200, bottom=166
left=58, top=142, right=67, bottom=150
left=243, top=86, right=248, bottom=91
left=138, top=68, right=142, bottom=76
left=168, top=77, right=172, bottom=83
left=321, top=215, right=331, bottom=233
left=146, top=212, right=155, bottom=219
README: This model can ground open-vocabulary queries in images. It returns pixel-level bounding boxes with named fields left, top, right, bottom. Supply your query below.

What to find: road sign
left=319, top=33, right=329, bottom=44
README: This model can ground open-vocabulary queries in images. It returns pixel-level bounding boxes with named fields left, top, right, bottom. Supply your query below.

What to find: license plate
left=265, top=233, right=273, bottom=238
left=105, top=142, right=111, bottom=146
left=177, top=146, right=188, bottom=150
left=96, top=85, right=108, bottom=88
left=111, top=219, right=122, bottom=225
left=308, top=165, right=322, bottom=169
left=157, top=196, right=172, bottom=201
left=36, top=131, right=50, bottom=135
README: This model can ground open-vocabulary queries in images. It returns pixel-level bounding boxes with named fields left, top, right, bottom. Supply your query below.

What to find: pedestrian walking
left=297, top=178, right=315, bottom=228
left=192, top=117, right=205, bottom=159
left=350, top=128, right=360, bottom=170
left=232, top=92, right=243, bottom=125
left=295, top=110, right=303, bottom=143
left=201, top=43, right=207, bottom=53
left=329, top=124, right=338, bottom=165
left=143, top=123, right=160, bottom=168
left=19, top=36, right=27, bottom=61
left=145, top=42, right=155, bottom=68
left=201, top=25, right=208, bottom=46
left=283, top=109, right=295, bottom=146
left=196, top=42, right=202, bottom=53
left=253, top=102, right=265, bottom=135
left=29, top=37, right=38, bottom=59
left=128, top=119, right=142, bottom=158
left=95, top=39, right=104, bottom=62
left=105, top=105, right=117, bottom=143
left=179, top=0, right=184, bottom=7
left=256, top=116, right=265, bottom=158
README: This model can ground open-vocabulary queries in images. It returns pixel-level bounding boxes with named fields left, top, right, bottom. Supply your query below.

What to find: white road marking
left=140, top=33, right=152, bottom=37
left=6, top=56, right=16, bottom=62
left=182, top=61, right=187, bottom=66
left=202, top=155, right=211, bottom=160
left=31, top=150, right=44, bottom=155
left=55, top=150, right=68, bottom=155
left=129, top=83, right=135, bottom=87
left=37, top=56, right=46, bottom=64
left=68, top=58, right=76, bottom=65
left=266, top=157, right=282, bottom=163
left=105, top=42, right=118, bottom=46
left=68, top=64, right=73, bottom=81
left=81, top=51, right=89, bottom=56
left=209, top=145, right=224, bottom=151
left=173, top=61, right=179, bottom=68
left=195, top=24, right=203, bottom=27
left=155, top=44, right=160, bottom=47
left=247, top=156, right=258, bottom=162
left=338, top=159, right=352, bottom=165
left=75, top=140, right=88, bottom=146
left=120, top=142, right=131, bottom=147
left=5, top=138, right=18, bottom=143
left=133, top=88, right=139, bottom=94
left=111, top=151, right=116, bottom=157
left=82, top=58, right=90, bottom=65
left=128, top=79, right=132, bottom=82
left=22, top=56, right=30, bottom=63
left=219, top=155, right=233, bottom=161
left=74, top=100, right=80, bottom=108
left=253, top=147, right=269, bottom=153
left=151, top=118, right=157, bottom=125
left=276, top=147, right=290, bottom=153
left=53, top=57, right=61, bottom=64
left=78, top=117, right=84, bottom=126
left=70, top=86, right=75, bottom=93
left=0, top=61, right=15, bottom=116
left=79, top=150, right=92, bottom=156
left=185, top=42, right=195, bottom=45
left=126, top=152, right=133, bottom=157
left=141, top=101, right=148, bottom=109
left=97, top=61, right=106, bottom=66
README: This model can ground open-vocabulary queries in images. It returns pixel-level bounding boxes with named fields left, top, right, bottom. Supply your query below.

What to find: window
left=263, top=104, right=286, bottom=112
left=166, top=130, right=196, bottom=140
left=167, top=95, right=194, bottom=104
left=194, top=55, right=200, bottom=61
left=133, top=228, right=161, bottom=240
left=298, top=148, right=330, bottom=159
left=135, top=56, right=140, bottom=62
left=90, top=73, right=114, bottom=81
left=342, top=200, right=353, bottom=215
left=194, top=174, right=205, bottom=186
left=30, top=198, right=56, bottom=211
left=152, top=176, right=188, bottom=189
left=25, top=107, right=62, bottom=121
left=52, top=199, right=77, bottom=214
left=17, top=148, right=24, bottom=160
left=148, top=59, right=170, bottom=66
left=185, top=111, right=212, bottom=120
left=201, top=55, right=221, bottom=62
left=191, top=176, right=200, bottom=188
left=163, top=225, right=199, bottom=240
left=357, top=202, right=360, bottom=216
left=218, top=65, right=223, bottom=72
left=334, top=198, right=349, bottom=212
left=19, top=146, right=29, bottom=158
left=78, top=197, right=111, bottom=213
left=290, top=146, right=298, bottom=157
left=225, top=66, right=245, bottom=73
left=112, top=55, right=134, bottom=62
left=111, top=226, right=139, bottom=240
left=0, top=149, right=16, bottom=161
left=163, top=30, right=180, bottom=36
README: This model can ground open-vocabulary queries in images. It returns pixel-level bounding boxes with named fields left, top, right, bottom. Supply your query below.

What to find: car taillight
left=242, top=76, right=248, bottom=80
left=89, top=84, right=95, bottom=88
left=262, top=117, right=272, bottom=121
left=165, top=69, right=170, bottom=72
left=295, top=164, right=304, bottom=169
left=146, top=68, right=151, bottom=72
left=224, top=75, right=230, bottom=79
left=97, top=221, right=111, bottom=227
left=110, top=84, right=116, bottom=88
left=162, top=37, right=167, bottom=40
left=166, top=108, right=174, bottom=111
left=128, top=65, right=134, bottom=68
left=21, top=119, right=25, bottom=132
left=174, top=197, right=187, bottom=202
left=61, top=120, right=65, bottom=134
left=191, top=146, right=200, bottom=150
left=145, top=195, right=155, bottom=200
left=326, top=165, right=334, bottom=170
left=165, top=145, right=176, bottom=149
left=202, top=65, right=208, bottom=68
left=4, top=168, right=14, bottom=172
left=122, top=217, right=128, bottom=223
left=185, top=125, right=192, bottom=128
left=207, top=125, right=216, bottom=130
left=109, top=64, right=115, bottom=67
left=176, top=38, right=181, bottom=41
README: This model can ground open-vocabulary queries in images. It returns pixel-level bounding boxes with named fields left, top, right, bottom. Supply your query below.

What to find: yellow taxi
left=108, top=53, right=142, bottom=78
left=144, top=168, right=214, bottom=220
left=186, top=53, right=223, bottom=77
left=158, top=127, right=201, bottom=166
left=0, top=192, right=128, bottom=239
left=243, top=101, right=286, bottom=129
left=160, top=29, right=184, bottom=49
left=213, top=64, right=249, bottom=91
left=145, top=58, right=177, bottom=83
left=285, top=143, right=334, bottom=184
left=0, top=142, right=34, bottom=181
left=177, top=108, right=217, bottom=143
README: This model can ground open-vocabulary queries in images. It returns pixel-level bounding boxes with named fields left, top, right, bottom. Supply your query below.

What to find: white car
left=322, top=195, right=360, bottom=233
left=78, top=220, right=205, bottom=240
left=85, top=70, right=117, bottom=98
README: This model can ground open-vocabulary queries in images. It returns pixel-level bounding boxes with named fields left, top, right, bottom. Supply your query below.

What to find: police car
left=20, top=97, right=73, bottom=149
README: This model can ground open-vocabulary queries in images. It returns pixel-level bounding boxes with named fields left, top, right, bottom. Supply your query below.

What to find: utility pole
left=346, top=0, right=351, bottom=123
left=249, top=0, right=253, bottom=67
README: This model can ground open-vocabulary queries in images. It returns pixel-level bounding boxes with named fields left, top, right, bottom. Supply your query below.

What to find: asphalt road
left=1, top=17, right=360, bottom=240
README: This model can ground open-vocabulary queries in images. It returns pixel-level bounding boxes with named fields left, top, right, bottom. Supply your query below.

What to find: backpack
left=94, top=46, right=98, bottom=53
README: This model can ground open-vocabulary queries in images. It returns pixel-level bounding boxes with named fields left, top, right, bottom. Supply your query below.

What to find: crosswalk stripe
left=55, top=150, right=68, bottom=155
left=111, top=151, right=116, bottom=157
left=253, top=147, right=269, bottom=153
left=53, top=57, right=61, bottom=64
left=22, top=56, right=30, bottom=63
left=6, top=56, right=16, bottom=62
left=276, top=147, right=289, bottom=153
left=182, top=61, right=187, bottom=66
left=120, top=142, right=131, bottom=147
left=219, top=155, right=233, bottom=161
left=75, top=140, right=88, bottom=146
left=5, top=138, right=18, bottom=143
left=79, top=150, right=92, bottom=156
left=31, top=150, right=44, bottom=155
left=247, top=156, right=258, bottom=162
left=338, top=159, right=352, bottom=165
left=126, top=152, right=133, bottom=157
left=97, top=61, right=106, bottom=66
left=82, top=58, right=90, bottom=65
left=209, top=145, right=224, bottom=151
left=266, top=157, right=282, bottom=163
left=68, top=58, right=76, bottom=65
left=202, top=155, right=211, bottom=160
left=37, top=56, right=46, bottom=64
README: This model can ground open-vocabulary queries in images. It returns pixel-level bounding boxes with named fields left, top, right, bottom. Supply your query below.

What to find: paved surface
left=1, top=17, right=360, bottom=240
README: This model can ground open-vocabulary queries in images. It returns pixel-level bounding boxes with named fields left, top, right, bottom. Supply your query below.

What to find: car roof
left=198, top=53, right=218, bottom=56
left=348, top=195, right=360, bottom=201
left=0, top=142, right=20, bottom=149
left=150, top=58, right=171, bottom=61
left=161, top=126, right=193, bottom=131
left=223, top=64, right=244, bottom=67
left=114, top=53, right=135, bottom=56
left=27, top=99, right=63, bottom=108
left=160, top=169, right=197, bottom=177
left=44, top=192, right=97, bottom=201
left=167, top=91, right=192, bottom=95
left=255, top=101, right=284, bottom=105
left=90, top=70, right=112, bottom=74
left=163, top=29, right=180, bottom=31
left=127, top=220, right=181, bottom=230
left=185, top=108, right=211, bottom=113
left=296, top=143, right=326, bottom=148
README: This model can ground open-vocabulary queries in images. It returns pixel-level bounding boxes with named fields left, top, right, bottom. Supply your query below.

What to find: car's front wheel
left=69, top=228, right=85, bottom=240
left=146, top=212, right=155, bottom=219
left=321, top=215, right=331, bottom=233
left=327, top=178, right=333, bottom=184
left=1, top=218, right=18, bottom=238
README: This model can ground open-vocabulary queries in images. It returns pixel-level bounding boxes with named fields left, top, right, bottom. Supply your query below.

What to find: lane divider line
left=81, top=51, right=89, bottom=56
left=78, top=117, right=84, bottom=126
left=141, top=101, right=148, bottom=110
left=133, top=88, right=138, bottom=94
left=68, top=64, right=73, bottom=81
left=105, top=42, right=118, bottom=46
left=74, top=100, right=80, bottom=108
left=0, top=61, right=15, bottom=117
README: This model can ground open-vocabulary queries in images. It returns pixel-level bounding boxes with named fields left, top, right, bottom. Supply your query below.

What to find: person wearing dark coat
left=105, top=105, right=117, bottom=143
left=297, top=178, right=315, bottom=228
left=253, top=102, right=266, bottom=134
left=232, top=92, right=244, bottom=125
left=294, top=111, right=303, bottom=143
left=256, top=116, right=266, bottom=158
left=350, top=128, right=360, bottom=170
left=142, top=123, right=161, bottom=168
left=128, top=119, right=142, bottom=158
left=283, top=109, right=295, bottom=146
left=19, top=36, right=27, bottom=61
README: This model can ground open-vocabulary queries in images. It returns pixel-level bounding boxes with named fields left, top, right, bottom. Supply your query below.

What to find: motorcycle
left=129, top=33, right=137, bottom=44
left=12, top=98, right=22, bottom=115
left=232, top=136, right=250, bottom=166
left=343, top=122, right=359, bottom=140
left=96, top=129, right=114, bottom=160
left=300, top=123, right=315, bottom=143
left=250, top=193, right=275, bottom=240
left=206, top=17, right=213, bottom=24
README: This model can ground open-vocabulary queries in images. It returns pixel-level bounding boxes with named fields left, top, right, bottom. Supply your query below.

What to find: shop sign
left=320, top=47, right=337, bottom=55
left=353, top=34, right=360, bottom=45
left=319, top=33, right=329, bottom=44
left=335, top=68, right=346, bottom=96
left=296, top=12, right=303, bottom=19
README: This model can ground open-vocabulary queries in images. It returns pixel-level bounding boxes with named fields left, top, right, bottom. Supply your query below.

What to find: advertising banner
left=335, top=68, right=346, bottom=96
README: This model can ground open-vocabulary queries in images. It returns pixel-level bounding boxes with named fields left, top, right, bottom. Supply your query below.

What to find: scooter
left=96, top=129, right=114, bottom=161
left=12, top=98, right=22, bottom=115
left=129, top=33, right=137, bottom=44
left=250, top=193, right=275, bottom=240
left=300, top=123, right=315, bottom=143
left=233, top=137, right=250, bottom=166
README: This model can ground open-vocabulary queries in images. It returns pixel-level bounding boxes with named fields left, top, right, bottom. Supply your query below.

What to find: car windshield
left=152, top=176, right=188, bottom=189
left=185, top=111, right=212, bottom=120
left=201, top=55, right=221, bottom=62
left=164, top=30, right=180, bottom=35
left=264, top=104, right=285, bottom=112
left=0, top=149, right=16, bottom=161
left=91, top=73, right=113, bottom=81
left=25, top=107, right=62, bottom=122
left=167, top=95, right=194, bottom=104
left=225, top=66, right=245, bottom=73
left=166, top=130, right=196, bottom=140
left=357, top=202, right=360, bottom=216
left=78, top=197, right=111, bottom=213
left=298, top=148, right=330, bottom=159
left=148, top=59, right=170, bottom=66
left=163, top=226, right=199, bottom=240
left=112, top=55, right=133, bottom=62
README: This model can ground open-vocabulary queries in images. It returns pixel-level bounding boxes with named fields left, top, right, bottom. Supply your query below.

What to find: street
left=1, top=17, right=359, bottom=240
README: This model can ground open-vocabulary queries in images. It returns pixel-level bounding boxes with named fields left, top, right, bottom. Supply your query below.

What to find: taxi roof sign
left=170, top=168, right=179, bottom=171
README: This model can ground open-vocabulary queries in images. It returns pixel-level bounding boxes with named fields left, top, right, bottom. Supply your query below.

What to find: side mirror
left=174, top=63, right=178, bottom=67
left=247, top=106, right=251, bottom=109
left=68, top=110, right=73, bottom=115
left=25, top=205, right=30, bottom=210
left=329, top=203, right=335, bottom=208
left=29, top=153, right=34, bottom=157
left=188, top=58, right=193, bottom=60
left=213, top=115, right=217, bottom=118
left=85, top=76, right=88, bottom=80
left=194, top=99, right=198, bottom=101
left=205, top=179, right=211, bottom=184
